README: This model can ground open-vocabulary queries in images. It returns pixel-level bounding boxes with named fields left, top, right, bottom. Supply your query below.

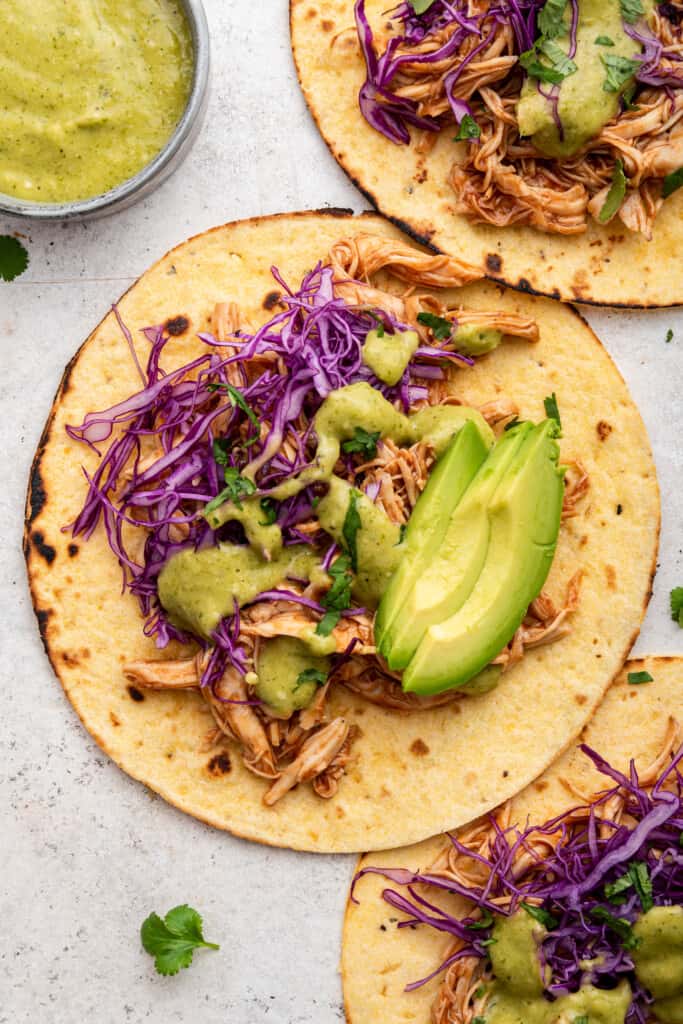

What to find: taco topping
left=66, top=234, right=586, bottom=804
left=355, top=0, right=683, bottom=237
left=354, top=719, right=683, bottom=1023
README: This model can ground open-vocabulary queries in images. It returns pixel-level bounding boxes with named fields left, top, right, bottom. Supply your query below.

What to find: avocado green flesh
left=380, top=422, right=533, bottom=671
left=517, top=0, right=653, bottom=159
left=254, top=637, right=330, bottom=718
left=362, top=328, right=420, bottom=385
left=403, top=420, right=564, bottom=695
left=0, top=0, right=193, bottom=203
left=375, top=419, right=493, bottom=652
left=633, top=906, right=683, bottom=1021
left=157, top=545, right=319, bottom=639
left=485, top=911, right=632, bottom=1023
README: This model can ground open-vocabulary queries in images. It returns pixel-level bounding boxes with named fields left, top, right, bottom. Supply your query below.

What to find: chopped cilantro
left=519, top=46, right=567, bottom=85
left=621, top=82, right=640, bottom=112
left=589, top=906, right=640, bottom=949
left=342, top=489, right=362, bottom=572
left=409, top=0, right=437, bottom=11
left=627, top=670, right=653, bottom=685
left=342, top=427, right=381, bottom=459
left=465, top=909, right=494, bottom=930
left=663, top=167, right=683, bottom=199
left=605, top=861, right=653, bottom=911
left=602, top=54, right=640, bottom=92
left=472, top=1018, right=487, bottom=1024
left=670, top=586, right=683, bottom=627
left=480, top=937, right=497, bottom=947
left=522, top=902, right=559, bottom=930
left=212, top=438, right=230, bottom=466
left=620, top=0, right=644, bottom=23
left=539, top=37, right=578, bottom=78
left=140, top=904, right=219, bottom=976
left=599, top=160, right=627, bottom=223
left=574, top=1017, right=589, bottom=1024
left=205, top=468, right=256, bottom=513
left=398, top=522, right=407, bottom=544
left=316, top=554, right=353, bottom=636
left=258, top=497, right=278, bottom=526
left=0, top=235, right=29, bottom=282
left=666, top=328, right=674, bottom=343
left=538, top=0, right=568, bottom=39
left=544, top=392, right=561, bottom=428
left=417, top=311, right=453, bottom=341
left=366, top=310, right=386, bottom=337
left=454, top=115, right=481, bottom=141
left=295, top=667, right=327, bottom=689
left=207, top=382, right=260, bottom=443
left=595, top=35, right=615, bottom=46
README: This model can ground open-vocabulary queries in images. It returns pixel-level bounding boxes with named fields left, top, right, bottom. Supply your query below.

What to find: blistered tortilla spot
left=28, top=462, right=48, bottom=524
left=575, top=694, right=588, bottom=705
left=381, top=785, right=391, bottom=798
left=109, top=711, right=121, bottom=728
left=414, top=167, right=428, bottom=184
left=306, top=6, right=317, bottom=17
left=164, top=315, right=190, bottom=336
left=336, top=805, right=346, bottom=818
left=465, top=771, right=477, bottom=785
left=263, top=290, right=282, bottom=310
left=486, top=253, right=503, bottom=273
left=579, top=534, right=589, bottom=547
left=410, top=738, right=430, bottom=757
left=605, top=565, right=617, bottom=590
left=61, top=651, right=79, bottom=666
left=127, top=685, right=145, bottom=702
left=517, top=277, right=534, bottom=293
left=207, top=752, right=231, bottom=777
left=597, top=420, right=613, bottom=441
left=534, top=779, right=549, bottom=791
left=616, top=503, right=623, bottom=515
left=32, top=530, right=56, bottom=565
left=321, top=18, right=334, bottom=30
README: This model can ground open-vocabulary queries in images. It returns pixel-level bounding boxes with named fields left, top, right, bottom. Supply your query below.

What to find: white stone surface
left=1, top=2, right=682, bottom=1021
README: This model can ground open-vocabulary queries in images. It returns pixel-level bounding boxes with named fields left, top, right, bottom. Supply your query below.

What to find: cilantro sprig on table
left=0, top=235, right=29, bottom=282
left=141, top=905, right=219, bottom=976
left=670, top=587, right=683, bottom=627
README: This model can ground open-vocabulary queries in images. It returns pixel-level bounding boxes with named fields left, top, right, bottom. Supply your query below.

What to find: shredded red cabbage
left=66, top=262, right=471, bottom=675
left=353, top=743, right=683, bottom=1022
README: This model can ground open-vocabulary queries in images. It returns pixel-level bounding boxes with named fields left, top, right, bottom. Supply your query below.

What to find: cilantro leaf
left=589, top=906, right=640, bottom=949
left=519, top=46, right=566, bottom=84
left=316, top=554, right=353, bottom=636
left=574, top=1017, right=589, bottom=1024
left=663, top=167, right=683, bottom=199
left=465, top=909, right=494, bottom=930
left=141, top=904, right=219, bottom=976
left=544, top=392, right=562, bottom=428
left=522, top=902, right=559, bottom=930
left=620, top=0, right=644, bottom=23
left=342, top=489, right=362, bottom=572
left=417, top=311, right=453, bottom=341
left=472, top=1018, right=487, bottom=1024
left=455, top=115, right=481, bottom=141
left=670, top=587, right=683, bottom=627
left=207, top=382, right=260, bottom=443
left=205, top=467, right=256, bottom=513
left=622, top=82, right=640, bottom=112
left=666, top=328, right=674, bottom=343
left=258, top=497, right=278, bottom=526
left=212, top=438, right=230, bottom=466
left=296, top=667, right=327, bottom=688
left=409, top=0, right=437, bottom=11
left=539, top=38, right=577, bottom=79
left=538, top=0, right=568, bottom=40
left=595, top=35, right=615, bottom=45
left=605, top=861, right=653, bottom=911
left=342, top=427, right=381, bottom=459
left=599, top=160, right=627, bottom=223
left=0, top=235, right=29, bottom=282
left=627, top=670, right=653, bottom=685
left=602, top=54, right=640, bottom=92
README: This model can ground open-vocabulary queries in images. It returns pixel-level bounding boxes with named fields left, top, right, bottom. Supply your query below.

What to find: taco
left=291, top=1, right=683, bottom=306
left=25, top=210, right=658, bottom=852
left=344, top=656, right=683, bottom=1023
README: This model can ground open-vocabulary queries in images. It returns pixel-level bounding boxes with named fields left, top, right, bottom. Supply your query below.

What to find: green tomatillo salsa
left=0, top=0, right=193, bottom=203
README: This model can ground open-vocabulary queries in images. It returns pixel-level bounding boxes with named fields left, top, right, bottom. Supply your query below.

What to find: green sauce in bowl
left=0, top=0, right=194, bottom=204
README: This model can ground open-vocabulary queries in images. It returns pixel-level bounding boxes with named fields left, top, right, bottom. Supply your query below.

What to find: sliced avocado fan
left=402, top=419, right=565, bottom=696
left=377, top=421, right=534, bottom=671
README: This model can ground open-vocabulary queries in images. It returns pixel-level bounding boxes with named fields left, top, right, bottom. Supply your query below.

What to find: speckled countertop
left=2, top=2, right=683, bottom=1022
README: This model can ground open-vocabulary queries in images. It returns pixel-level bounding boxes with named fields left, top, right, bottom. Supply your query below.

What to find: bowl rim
left=0, top=0, right=210, bottom=221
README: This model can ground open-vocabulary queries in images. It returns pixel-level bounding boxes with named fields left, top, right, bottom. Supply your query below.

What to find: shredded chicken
left=357, top=438, right=435, bottom=524
left=336, top=657, right=462, bottom=710
left=329, top=233, right=484, bottom=294
left=492, top=571, right=583, bottom=672
left=207, top=665, right=279, bottom=779
left=263, top=717, right=350, bottom=805
left=366, top=3, right=683, bottom=236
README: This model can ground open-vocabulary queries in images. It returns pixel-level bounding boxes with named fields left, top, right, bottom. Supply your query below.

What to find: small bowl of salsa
left=0, top=0, right=209, bottom=219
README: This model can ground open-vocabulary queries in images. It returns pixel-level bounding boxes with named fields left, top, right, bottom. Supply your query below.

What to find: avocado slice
left=375, top=418, right=493, bottom=652
left=378, top=421, right=534, bottom=671
left=402, top=420, right=564, bottom=696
